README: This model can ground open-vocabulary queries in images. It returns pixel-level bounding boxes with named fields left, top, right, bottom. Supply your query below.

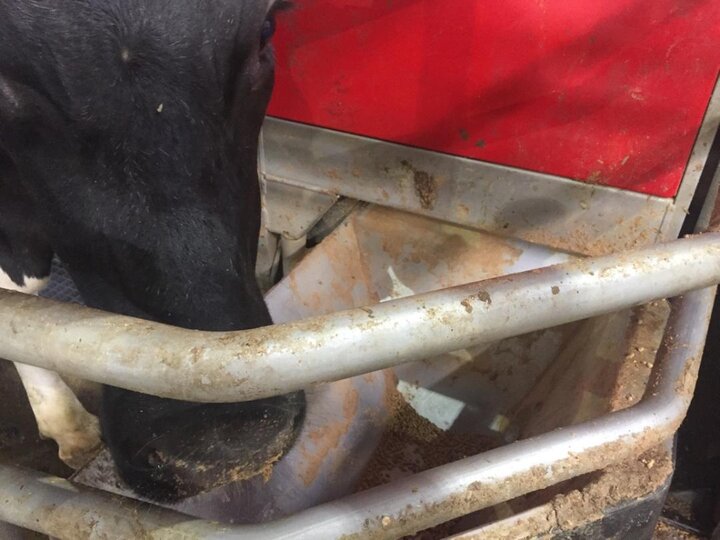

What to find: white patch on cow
left=1, top=264, right=101, bottom=468
left=0, top=266, right=49, bottom=295
left=15, top=364, right=101, bottom=469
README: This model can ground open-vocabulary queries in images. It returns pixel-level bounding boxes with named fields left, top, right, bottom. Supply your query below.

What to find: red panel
left=269, top=0, right=720, bottom=198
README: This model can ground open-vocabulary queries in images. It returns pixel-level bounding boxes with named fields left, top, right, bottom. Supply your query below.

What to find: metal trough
left=0, top=160, right=718, bottom=539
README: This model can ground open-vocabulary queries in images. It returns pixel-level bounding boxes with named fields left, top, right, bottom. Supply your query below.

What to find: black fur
left=0, top=151, right=52, bottom=285
left=0, top=0, right=304, bottom=502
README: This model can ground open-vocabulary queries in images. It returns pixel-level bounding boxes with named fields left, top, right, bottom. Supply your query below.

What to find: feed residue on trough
left=356, top=391, right=495, bottom=491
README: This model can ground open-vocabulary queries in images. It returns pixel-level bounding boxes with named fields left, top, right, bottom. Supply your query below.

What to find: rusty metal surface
left=0, top=232, right=719, bottom=403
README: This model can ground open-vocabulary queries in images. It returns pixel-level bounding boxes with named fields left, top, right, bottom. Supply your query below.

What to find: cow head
left=0, top=0, right=304, bottom=501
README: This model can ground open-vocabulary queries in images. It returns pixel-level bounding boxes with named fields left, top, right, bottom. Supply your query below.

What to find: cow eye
left=261, top=1, right=292, bottom=49
left=260, top=15, right=276, bottom=48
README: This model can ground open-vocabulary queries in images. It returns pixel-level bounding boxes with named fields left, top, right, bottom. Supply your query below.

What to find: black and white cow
left=0, top=0, right=304, bottom=502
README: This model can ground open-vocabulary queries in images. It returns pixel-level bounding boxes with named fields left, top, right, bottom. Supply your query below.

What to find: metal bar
left=0, top=285, right=712, bottom=539
left=0, top=465, right=227, bottom=539
left=702, top=152, right=720, bottom=233
left=261, top=118, right=673, bottom=256
left=660, top=76, right=720, bottom=241
left=0, top=233, right=719, bottom=403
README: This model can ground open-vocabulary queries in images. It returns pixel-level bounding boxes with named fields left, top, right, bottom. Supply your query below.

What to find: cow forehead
left=0, top=1, right=277, bottom=118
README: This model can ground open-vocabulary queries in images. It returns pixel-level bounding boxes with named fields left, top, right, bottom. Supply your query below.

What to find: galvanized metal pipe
left=0, top=233, right=719, bottom=402
left=0, top=466, right=228, bottom=539
left=0, top=285, right=712, bottom=539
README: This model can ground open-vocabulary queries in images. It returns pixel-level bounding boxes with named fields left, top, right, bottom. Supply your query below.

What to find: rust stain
left=360, top=206, right=523, bottom=285
left=298, top=388, right=359, bottom=487
left=477, top=290, right=492, bottom=305
left=325, top=168, right=342, bottom=180
left=401, top=160, right=438, bottom=210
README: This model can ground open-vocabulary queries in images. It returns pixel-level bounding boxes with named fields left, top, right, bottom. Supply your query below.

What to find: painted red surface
left=269, top=0, right=720, bottom=198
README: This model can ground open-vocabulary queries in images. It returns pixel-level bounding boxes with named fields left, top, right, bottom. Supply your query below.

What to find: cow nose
left=103, top=388, right=307, bottom=503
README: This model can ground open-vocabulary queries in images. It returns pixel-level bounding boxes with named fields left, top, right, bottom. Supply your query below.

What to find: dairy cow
left=0, top=0, right=304, bottom=502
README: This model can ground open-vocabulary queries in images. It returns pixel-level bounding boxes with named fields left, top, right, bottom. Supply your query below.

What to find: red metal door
left=269, top=0, right=720, bottom=197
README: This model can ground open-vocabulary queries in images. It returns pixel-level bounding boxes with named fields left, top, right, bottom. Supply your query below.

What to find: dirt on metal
left=400, top=160, right=438, bottom=210
left=353, top=444, right=673, bottom=540
left=519, top=213, right=659, bottom=256
left=653, top=520, right=704, bottom=539
left=610, top=301, right=669, bottom=411
left=450, top=448, right=674, bottom=540
left=551, top=446, right=672, bottom=530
